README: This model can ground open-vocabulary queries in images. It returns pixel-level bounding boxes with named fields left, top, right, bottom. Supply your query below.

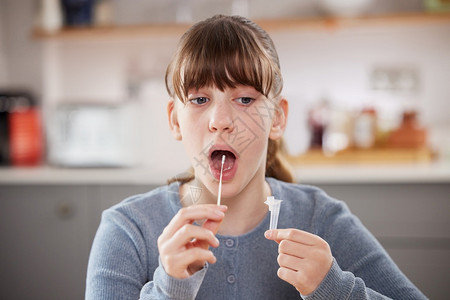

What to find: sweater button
left=227, top=275, right=236, bottom=284
left=225, top=239, right=235, bottom=247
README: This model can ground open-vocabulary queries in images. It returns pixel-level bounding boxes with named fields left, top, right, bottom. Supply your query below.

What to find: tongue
left=212, top=151, right=235, bottom=171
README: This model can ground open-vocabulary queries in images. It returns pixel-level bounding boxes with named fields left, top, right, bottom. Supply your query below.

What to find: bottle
left=95, top=0, right=114, bottom=27
left=308, top=100, right=329, bottom=149
left=388, top=111, right=427, bottom=149
left=61, top=0, right=94, bottom=27
left=353, top=107, right=377, bottom=149
left=39, top=0, right=63, bottom=33
left=322, top=108, right=352, bottom=155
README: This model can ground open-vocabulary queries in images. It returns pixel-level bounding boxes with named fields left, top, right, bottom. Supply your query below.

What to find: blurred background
left=0, top=0, right=449, bottom=299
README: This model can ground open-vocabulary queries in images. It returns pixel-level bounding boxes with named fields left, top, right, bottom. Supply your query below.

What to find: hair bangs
left=168, top=16, right=280, bottom=103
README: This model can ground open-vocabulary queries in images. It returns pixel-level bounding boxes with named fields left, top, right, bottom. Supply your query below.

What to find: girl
left=86, top=15, right=426, bottom=299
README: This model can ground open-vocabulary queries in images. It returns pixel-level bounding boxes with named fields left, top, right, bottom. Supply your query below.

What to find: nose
left=208, top=101, right=234, bottom=133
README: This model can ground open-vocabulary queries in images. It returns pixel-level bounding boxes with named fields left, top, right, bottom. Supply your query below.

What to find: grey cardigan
left=86, top=177, right=427, bottom=299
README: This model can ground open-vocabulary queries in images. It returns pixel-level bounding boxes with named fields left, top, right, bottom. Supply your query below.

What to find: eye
left=189, top=97, right=209, bottom=105
left=235, top=97, right=254, bottom=105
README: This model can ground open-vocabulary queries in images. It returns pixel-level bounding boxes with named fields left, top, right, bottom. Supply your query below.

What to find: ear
left=269, top=98, right=288, bottom=140
left=167, top=99, right=182, bottom=141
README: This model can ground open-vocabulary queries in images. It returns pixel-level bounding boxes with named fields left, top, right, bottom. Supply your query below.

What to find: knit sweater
left=85, top=177, right=427, bottom=299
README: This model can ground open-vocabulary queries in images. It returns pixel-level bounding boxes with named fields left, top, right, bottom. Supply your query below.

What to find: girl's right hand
left=157, top=204, right=227, bottom=279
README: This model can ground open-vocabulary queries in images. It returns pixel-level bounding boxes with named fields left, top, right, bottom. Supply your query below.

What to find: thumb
left=264, top=229, right=281, bottom=244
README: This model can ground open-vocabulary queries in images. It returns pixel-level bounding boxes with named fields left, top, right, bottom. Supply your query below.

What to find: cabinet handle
left=55, top=201, right=75, bottom=220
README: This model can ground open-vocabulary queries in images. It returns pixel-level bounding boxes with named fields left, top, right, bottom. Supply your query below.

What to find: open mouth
left=211, top=150, right=236, bottom=171
left=208, top=144, right=239, bottom=181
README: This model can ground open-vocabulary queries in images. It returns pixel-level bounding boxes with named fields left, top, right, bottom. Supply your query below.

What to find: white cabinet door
left=0, top=185, right=91, bottom=300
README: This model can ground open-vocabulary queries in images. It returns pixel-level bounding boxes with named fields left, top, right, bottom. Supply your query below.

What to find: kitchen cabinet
left=0, top=186, right=91, bottom=300
left=94, top=184, right=158, bottom=223
left=0, top=184, right=154, bottom=300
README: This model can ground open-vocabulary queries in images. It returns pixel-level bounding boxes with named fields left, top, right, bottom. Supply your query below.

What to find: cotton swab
left=264, top=196, right=283, bottom=230
left=217, top=155, right=226, bottom=206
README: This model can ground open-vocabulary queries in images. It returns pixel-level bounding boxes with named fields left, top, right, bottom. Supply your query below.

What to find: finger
left=193, top=218, right=224, bottom=250
left=278, top=266, right=320, bottom=296
left=278, top=239, right=312, bottom=258
left=277, top=266, right=299, bottom=286
left=265, top=229, right=316, bottom=246
left=160, top=224, right=220, bottom=254
left=277, top=252, right=304, bottom=271
left=162, top=247, right=217, bottom=278
left=160, top=205, right=227, bottom=241
left=274, top=232, right=332, bottom=265
left=185, top=247, right=218, bottom=275
left=277, top=267, right=308, bottom=293
left=202, top=217, right=223, bottom=235
left=177, top=247, right=217, bottom=266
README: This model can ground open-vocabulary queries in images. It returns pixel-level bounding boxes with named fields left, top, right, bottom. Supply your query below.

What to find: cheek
left=177, top=115, right=209, bottom=163
left=234, top=132, right=268, bottom=164
left=177, top=110, right=199, bottom=137
left=180, top=128, right=201, bottom=155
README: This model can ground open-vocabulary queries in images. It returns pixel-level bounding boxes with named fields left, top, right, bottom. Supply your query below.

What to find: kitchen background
left=0, top=0, right=449, bottom=299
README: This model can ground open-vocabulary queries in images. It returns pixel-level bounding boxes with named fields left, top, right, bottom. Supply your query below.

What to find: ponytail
left=167, top=167, right=194, bottom=185
left=265, top=138, right=294, bottom=183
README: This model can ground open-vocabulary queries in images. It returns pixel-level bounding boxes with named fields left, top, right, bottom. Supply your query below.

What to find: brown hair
left=166, top=15, right=293, bottom=184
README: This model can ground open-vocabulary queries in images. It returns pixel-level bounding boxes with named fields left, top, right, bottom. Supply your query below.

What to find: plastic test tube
left=264, top=196, right=283, bottom=230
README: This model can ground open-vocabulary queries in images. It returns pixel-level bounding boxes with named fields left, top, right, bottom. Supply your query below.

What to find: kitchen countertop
left=1, top=161, right=449, bottom=185
left=293, top=162, right=450, bottom=184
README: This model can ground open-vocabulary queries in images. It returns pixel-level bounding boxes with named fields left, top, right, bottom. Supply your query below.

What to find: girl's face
left=168, top=84, right=287, bottom=201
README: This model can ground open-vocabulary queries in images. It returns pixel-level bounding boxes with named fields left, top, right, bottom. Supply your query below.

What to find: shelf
left=259, top=11, right=450, bottom=32
left=32, top=12, right=450, bottom=40
left=287, top=147, right=435, bottom=165
left=32, top=23, right=191, bottom=40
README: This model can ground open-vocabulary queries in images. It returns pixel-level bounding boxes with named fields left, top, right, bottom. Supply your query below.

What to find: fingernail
left=214, top=210, right=225, bottom=218
left=264, top=230, right=272, bottom=238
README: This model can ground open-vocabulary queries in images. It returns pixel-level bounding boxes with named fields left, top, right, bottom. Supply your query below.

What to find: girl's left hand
left=265, top=229, right=333, bottom=296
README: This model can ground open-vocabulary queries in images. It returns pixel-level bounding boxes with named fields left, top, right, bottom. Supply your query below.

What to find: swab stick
left=217, top=155, right=226, bottom=206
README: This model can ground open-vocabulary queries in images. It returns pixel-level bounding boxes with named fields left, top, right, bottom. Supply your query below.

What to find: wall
left=274, top=22, right=450, bottom=155
left=0, top=0, right=9, bottom=85
left=38, top=20, right=450, bottom=173
left=2, top=0, right=450, bottom=171
left=0, top=0, right=43, bottom=94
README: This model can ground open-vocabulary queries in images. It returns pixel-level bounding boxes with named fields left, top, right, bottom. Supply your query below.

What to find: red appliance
left=0, top=91, right=44, bottom=166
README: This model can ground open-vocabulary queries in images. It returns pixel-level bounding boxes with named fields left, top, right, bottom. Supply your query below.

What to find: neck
left=219, top=176, right=271, bottom=235
left=180, top=170, right=272, bottom=236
